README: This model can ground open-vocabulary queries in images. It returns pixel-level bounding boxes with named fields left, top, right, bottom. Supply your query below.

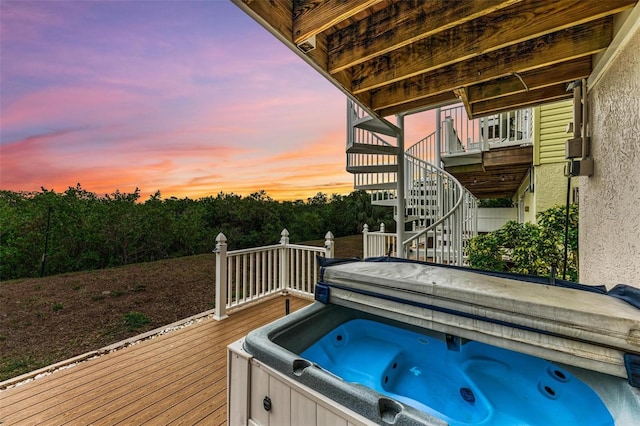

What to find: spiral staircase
left=346, top=100, right=478, bottom=265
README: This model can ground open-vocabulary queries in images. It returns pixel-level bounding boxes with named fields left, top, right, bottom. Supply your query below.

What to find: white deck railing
left=441, top=104, right=533, bottom=155
left=213, top=229, right=333, bottom=320
left=362, top=223, right=396, bottom=258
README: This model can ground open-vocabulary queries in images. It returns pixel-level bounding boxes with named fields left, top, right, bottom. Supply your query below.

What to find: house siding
left=518, top=100, right=575, bottom=223
left=581, top=24, right=640, bottom=289
left=537, top=100, right=573, bottom=165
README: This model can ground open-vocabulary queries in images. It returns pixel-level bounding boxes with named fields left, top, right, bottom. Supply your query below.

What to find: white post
left=380, top=222, right=385, bottom=233
left=280, top=229, right=290, bottom=292
left=214, top=233, right=228, bottom=321
left=435, top=107, right=442, bottom=166
left=396, top=113, right=406, bottom=258
left=324, top=231, right=335, bottom=258
left=362, top=224, right=369, bottom=259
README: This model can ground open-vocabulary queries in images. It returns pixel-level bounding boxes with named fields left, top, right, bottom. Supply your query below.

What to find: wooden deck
left=0, top=295, right=312, bottom=425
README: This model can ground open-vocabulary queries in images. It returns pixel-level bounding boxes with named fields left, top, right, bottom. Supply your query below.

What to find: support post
left=214, top=233, right=228, bottom=321
left=396, top=113, right=406, bottom=258
left=362, top=224, right=369, bottom=259
left=280, top=229, right=290, bottom=292
left=324, top=231, right=335, bottom=258
left=435, top=108, right=442, bottom=166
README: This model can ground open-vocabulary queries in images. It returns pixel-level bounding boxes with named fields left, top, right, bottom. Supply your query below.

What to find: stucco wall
left=535, top=163, right=575, bottom=214
left=580, top=25, right=640, bottom=288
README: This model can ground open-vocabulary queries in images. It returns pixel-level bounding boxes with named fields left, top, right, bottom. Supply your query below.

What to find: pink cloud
left=0, top=1, right=357, bottom=201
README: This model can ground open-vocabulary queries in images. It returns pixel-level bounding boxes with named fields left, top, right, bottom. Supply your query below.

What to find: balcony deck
left=443, top=144, right=534, bottom=199
left=0, top=295, right=312, bottom=425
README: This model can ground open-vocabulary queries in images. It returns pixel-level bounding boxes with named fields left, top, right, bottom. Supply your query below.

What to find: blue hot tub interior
left=300, top=318, right=613, bottom=426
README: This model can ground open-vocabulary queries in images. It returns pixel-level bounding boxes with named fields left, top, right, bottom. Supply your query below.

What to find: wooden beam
left=470, top=83, right=572, bottom=117
left=444, top=163, right=486, bottom=174
left=351, top=0, right=630, bottom=93
left=483, top=146, right=534, bottom=169
left=377, top=91, right=458, bottom=118
left=302, top=31, right=355, bottom=91
left=292, top=0, right=382, bottom=45
left=453, top=87, right=473, bottom=117
left=467, top=57, right=592, bottom=103
left=327, top=0, right=521, bottom=73
left=447, top=164, right=532, bottom=199
left=370, top=18, right=612, bottom=112
left=236, top=0, right=293, bottom=40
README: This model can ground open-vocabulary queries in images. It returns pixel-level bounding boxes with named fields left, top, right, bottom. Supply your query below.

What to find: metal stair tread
left=347, top=164, right=398, bottom=174
left=353, top=115, right=398, bottom=137
left=346, top=143, right=399, bottom=155
left=354, top=182, right=398, bottom=191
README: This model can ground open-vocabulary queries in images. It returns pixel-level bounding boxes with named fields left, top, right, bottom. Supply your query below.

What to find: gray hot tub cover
left=316, top=257, right=640, bottom=382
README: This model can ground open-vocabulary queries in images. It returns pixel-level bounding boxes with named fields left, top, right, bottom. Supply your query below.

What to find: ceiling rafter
left=327, top=0, right=521, bottom=73
left=467, top=57, right=593, bottom=104
left=471, top=83, right=572, bottom=117
left=233, top=0, right=637, bottom=118
left=350, top=1, right=630, bottom=94
left=292, top=0, right=383, bottom=45
left=369, top=18, right=613, bottom=113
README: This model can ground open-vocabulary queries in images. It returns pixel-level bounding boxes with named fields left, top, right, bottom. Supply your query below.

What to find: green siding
left=538, top=100, right=573, bottom=164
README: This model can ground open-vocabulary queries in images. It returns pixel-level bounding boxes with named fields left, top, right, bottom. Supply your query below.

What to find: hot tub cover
left=317, top=257, right=640, bottom=382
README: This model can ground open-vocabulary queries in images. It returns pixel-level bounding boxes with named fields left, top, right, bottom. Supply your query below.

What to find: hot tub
left=240, top=302, right=633, bottom=425
left=230, top=259, right=640, bottom=425
left=300, top=317, right=611, bottom=425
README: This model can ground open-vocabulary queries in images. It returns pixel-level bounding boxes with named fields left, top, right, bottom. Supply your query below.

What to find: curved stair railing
left=404, top=139, right=478, bottom=264
left=346, top=99, right=477, bottom=265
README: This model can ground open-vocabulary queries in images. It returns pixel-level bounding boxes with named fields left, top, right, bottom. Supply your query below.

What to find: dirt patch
left=0, top=235, right=363, bottom=381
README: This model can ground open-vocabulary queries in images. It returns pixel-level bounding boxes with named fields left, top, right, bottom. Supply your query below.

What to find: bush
left=478, top=197, right=514, bottom=208
left=466, top=204, right=578, bottom=280
left=123, top=312, right=151, bottom=332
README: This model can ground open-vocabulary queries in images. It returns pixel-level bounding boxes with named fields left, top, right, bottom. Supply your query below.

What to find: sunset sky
left=1, top=0, right=435, bottom=201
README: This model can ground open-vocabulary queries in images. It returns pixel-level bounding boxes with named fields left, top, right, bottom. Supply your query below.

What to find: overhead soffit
left=232, top=0, right=638, bottom=119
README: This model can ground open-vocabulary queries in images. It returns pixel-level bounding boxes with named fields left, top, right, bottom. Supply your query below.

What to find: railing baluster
left=227, top=257, right=233, bottom=307
left=215, top=235, right=329, bottom=318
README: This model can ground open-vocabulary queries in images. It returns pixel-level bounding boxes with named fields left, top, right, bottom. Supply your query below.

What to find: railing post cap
left=281, top=229, right=289, bottom=237
left=363, top=224, right=369, bottom=232
left=324, top=231, right=334, bottom=239
left=216, top=233, right=227, bottom=243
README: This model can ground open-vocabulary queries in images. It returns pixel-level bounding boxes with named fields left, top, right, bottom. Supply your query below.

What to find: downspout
left=396, top=113, right=405, bottom=258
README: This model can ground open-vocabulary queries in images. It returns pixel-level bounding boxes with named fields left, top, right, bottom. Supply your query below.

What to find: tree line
left=0, top=185, right=393, bottom=280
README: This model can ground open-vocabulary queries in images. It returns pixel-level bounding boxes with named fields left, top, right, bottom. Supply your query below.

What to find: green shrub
left=466, top=204, right=578, bottom=280
left=478, top=197, right=514, bottom=208
left=123, top=312, right=151, bottom=332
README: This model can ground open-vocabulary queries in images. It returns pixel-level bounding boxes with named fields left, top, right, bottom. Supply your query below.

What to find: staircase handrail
left=401, top=152, right=465, bottom=248
left=347, top=100, right=396, bottom=152
left=347, top=98, right=477, bottom=264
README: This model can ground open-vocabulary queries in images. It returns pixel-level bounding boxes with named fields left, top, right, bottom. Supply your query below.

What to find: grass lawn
left=0, top=234, right=363, bottom=382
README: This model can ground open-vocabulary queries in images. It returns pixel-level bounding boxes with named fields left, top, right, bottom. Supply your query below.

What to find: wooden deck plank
left=136, top=377, right=220, bottom=425
left=2, top=319, right=216, bottom=404
left=52, top=348, right=221, bottom=425
left=84, top=345, right=231, bottom=424
left=0, top=295, right=312, bottom=425
left=2, top=318, right=228, bottom=421
left=4, top=333, right=215, bottom=420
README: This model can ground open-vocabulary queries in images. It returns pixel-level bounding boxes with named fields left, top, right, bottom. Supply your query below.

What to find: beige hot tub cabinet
left=227, top=339, right=379, bottom=426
